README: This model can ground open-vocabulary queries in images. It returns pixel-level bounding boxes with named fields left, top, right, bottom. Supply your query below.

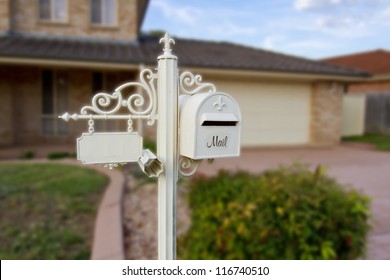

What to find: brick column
left=310, top=82, right=343, bottom=146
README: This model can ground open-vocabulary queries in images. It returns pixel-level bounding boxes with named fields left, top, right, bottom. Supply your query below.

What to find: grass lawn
left=0, top=163, right=108, bottom=259
left=343, top=134, right=390, bottom=151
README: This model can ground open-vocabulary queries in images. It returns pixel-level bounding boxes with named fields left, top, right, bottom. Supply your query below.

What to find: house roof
left=322, top=49, right=390, bottom=75
left=0, top=34, right=369, bottom=78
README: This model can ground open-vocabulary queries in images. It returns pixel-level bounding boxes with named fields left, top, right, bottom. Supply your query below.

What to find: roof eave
left=0, top=55, right=370, bottom=82
left=178, top=66, right=370, bottom=82
left=0, top=56, right=140, bottom=70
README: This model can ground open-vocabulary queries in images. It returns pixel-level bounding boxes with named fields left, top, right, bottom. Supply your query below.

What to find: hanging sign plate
left=77, top=132, right=142, bottom=164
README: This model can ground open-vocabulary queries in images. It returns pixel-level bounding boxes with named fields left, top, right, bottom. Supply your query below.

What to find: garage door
left=214, top=80, right=311, bottom=146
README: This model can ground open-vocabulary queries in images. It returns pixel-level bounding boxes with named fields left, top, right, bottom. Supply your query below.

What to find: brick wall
left=310, top=82, right=343, bottom=145
left=0, top=0, right=10, bottom=33
left=348, top=80, right=390, bottom=93
left=10, top=0, right=139, bottom=40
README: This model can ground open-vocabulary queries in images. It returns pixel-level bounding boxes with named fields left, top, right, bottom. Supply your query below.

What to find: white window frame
left=90, top=0, right=118, bottom=27
left=38, top=0, right=68, bottom=23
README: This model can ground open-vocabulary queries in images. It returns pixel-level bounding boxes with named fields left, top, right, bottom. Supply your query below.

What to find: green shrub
left=143, top=137, right=157, bottom=153
left=20, top=151, right=35, bottom=160
left=47, top=152, right=75, bottom=160
left=179, top=164, right=370, bottom=260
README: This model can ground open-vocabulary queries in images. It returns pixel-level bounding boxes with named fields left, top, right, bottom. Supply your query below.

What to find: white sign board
left=77, top=132, right=142, bottom=164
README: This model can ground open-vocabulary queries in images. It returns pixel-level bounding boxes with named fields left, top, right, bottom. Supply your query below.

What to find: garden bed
left=123, top=164, right=191, bottom=259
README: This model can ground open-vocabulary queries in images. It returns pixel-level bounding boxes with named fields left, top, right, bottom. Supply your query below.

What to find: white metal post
left=157, top=34, right=178, bottom=260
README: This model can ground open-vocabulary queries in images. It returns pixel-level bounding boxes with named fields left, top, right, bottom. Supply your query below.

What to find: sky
left=142, top=0, right=390, bottom=59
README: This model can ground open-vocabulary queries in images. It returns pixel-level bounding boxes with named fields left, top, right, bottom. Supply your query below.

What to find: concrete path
left=198, top=145, right=390, bottom=259
left=88, top=164, right=125, bottom=260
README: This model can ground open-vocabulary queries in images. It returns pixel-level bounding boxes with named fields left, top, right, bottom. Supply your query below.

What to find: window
left=91, top=0, right=117, bottom=26
left=39, top=0, right=68, bottom=22
left=41, top=70, right=68, bottom=136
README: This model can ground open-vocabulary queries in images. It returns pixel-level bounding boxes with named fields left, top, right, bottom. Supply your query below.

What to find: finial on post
left=159, top=33, right=175, bottom=55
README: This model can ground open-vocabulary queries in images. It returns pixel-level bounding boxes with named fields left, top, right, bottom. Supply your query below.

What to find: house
left=322, top=50, right=390, bottom=135
left=322, top=49, right=390, bottom=94
left=0, top=0, right=368, bottom=150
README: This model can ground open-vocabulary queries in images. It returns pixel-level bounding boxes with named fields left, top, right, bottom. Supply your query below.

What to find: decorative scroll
left=179, top=71, right=216, bottom=95
left=68, top=68, right=158, bottom=125
left=178, top=156, right=202, bottom=177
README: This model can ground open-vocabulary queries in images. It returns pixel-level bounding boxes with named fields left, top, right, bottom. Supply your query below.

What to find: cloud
left=151, top=0, right=201, bottom=26
left=262, top=36, right=332, bottom=51
left=267, top=15, right=371, bottom=39
left=261, top=36, right=286, bottom=50
left=261, top=35, right=337, bottom=58
left=143, top=0, right=389, bottom=59
left=294, top=0, right=343, bottom=11
left=285, top=39, right=333, bottom=50
left=383, top=6, right=390, bottom=16
left=209, top=22, right=257, bottom=37
left=291, top=0, right=390, bottom=35
left=147, top=0, right=258, bottom=40
left=315, top=17, right=354, bottom=27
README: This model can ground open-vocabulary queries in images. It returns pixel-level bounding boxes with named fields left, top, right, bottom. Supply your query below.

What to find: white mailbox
left=179, top=92, right=241, bottom=159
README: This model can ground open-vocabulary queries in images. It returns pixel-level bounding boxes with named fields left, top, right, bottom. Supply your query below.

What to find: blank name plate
left=77, top=132, right=142, bottom=164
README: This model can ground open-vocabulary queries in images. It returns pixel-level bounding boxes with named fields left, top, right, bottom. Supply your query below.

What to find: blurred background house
left=0, top=0, right=369, bottom=152
left=323, top=49, right=390, bottom=94
left=323, top=50, right=390, bottom=136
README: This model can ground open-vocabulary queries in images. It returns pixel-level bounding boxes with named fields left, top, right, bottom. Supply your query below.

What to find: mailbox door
left=179, top=92, right=241, bottom=160
left=195, top=93, right=241, bottom=159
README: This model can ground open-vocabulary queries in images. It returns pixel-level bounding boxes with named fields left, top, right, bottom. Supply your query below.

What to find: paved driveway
left=198, top=145, right=390, bottom=259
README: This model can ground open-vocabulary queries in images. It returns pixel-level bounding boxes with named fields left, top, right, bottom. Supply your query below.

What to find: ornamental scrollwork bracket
left=60, top=68, right=158, bottom=125
left=178, top=156, right=202, bottom=177
left=179, top=71, right=216, bottom=96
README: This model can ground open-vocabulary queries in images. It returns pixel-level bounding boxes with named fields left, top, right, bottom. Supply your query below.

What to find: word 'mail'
left=207, top=136, right=228, bottom=148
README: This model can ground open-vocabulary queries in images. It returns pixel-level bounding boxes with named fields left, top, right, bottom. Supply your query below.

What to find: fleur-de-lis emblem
left=159, top=33, right=175, bottom=55
left=213, top=96, right=226, bottom=111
